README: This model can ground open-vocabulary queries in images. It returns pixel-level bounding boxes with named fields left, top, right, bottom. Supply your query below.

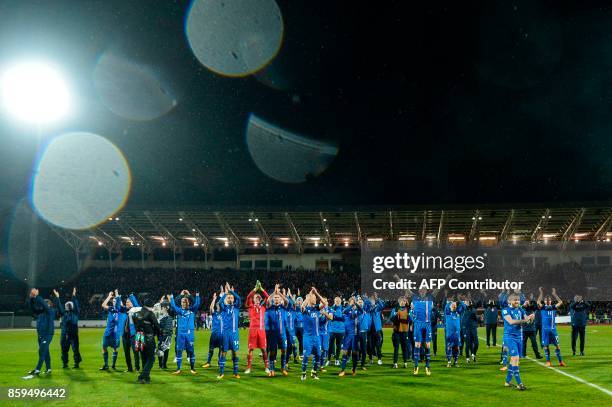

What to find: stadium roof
left=49, top=204, right=612, bottom=254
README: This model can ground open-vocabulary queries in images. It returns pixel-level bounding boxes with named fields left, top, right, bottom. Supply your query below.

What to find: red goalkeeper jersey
left=246, top=290, right=269, bottom=330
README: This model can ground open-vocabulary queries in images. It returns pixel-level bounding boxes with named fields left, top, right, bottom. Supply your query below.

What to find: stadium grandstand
left=1, top=203, right=611, bottom=320
left=50, top=204, right=612, bottom=259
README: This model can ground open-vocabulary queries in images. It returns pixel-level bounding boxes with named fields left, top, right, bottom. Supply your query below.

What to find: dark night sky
left=0, top=0, right=611, bottom=216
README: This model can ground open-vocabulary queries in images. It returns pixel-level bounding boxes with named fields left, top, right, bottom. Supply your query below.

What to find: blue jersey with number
left=219, top=291, right=241, bottom=334
left=540, top=305, right=557, bottom=331
left=170, top=295, right=201, bottom=335
left=265, top=304, right=287, bottom=332
left=444, top=302, right=465, bottom=335
left=502, top=306, right=525, bottom=339
left=211, top=311, right=222, bottom=334
left=302, top=306, right=321, bottom=337
left=104, top=297, right=121, bottom=337
left=412, top=294, right=434, bottom=323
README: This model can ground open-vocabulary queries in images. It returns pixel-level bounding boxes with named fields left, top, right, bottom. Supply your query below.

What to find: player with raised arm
left=294, top=291, right=305, bottom=361
left=410, top=287, right=440, bottom=376
left=218, top=282, right=241, bottom=379
left=336, top=295, right=364, bottom=377
left=498, top=289, right=525, bottom=371
left=328, top=296, right=345, bottom=366
left=285, top=289, right=299, bottom=364
left=368, top=292, right=385, bottom=365
left=299, top=288, right=326, bottom=380
left=117, top=291, right=141, bottom=373
left=168, top=290, right=201, bottom=375
left=265, top=284, right=289, bottom=377
left=537, top=287, right=566, bottom=367
left=23, top=288, right=57, bottom=379
left=357, top=293, right=373, bottom=371
left=444, top=297, right=466, bottom=368
left=100, top=290, right=121, bottom=371
left=202, top=288, right=223, bottom=368
left=318, top=292, right=331, bottom=372
left=502, top=293, right=534, bottom=390
left=245, top=280, right=270, bottom=374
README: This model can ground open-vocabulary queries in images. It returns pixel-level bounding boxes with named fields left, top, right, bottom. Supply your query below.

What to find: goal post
left=0, top=312, right=15, bottom=329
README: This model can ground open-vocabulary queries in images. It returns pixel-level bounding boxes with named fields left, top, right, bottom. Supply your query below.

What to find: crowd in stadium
left=23, top=276, right=601, bottom=390
left=2, top=265, right=612, bottom=322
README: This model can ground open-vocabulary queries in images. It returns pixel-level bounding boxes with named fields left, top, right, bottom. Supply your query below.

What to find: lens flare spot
left=31, top=132, right=131, bottom=230
left=246, top=114, right=338, bottom=183
left=186, top=0, right=284, bottom=77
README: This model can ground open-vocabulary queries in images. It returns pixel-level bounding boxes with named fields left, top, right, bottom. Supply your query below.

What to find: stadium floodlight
left=1, top=61, right=71, bottom=126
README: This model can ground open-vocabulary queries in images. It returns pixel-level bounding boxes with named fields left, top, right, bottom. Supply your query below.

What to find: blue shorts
left=222, top=331, right=240, bottom=352
left=266, top=330, right=287, bottom=352
left=175, top=332, right=195, bottom=353
left=414, top=321, right=432, bottom=343
left=209, top=331, right=222, bottom=349
left=319, top=333, right=330, bottom=352
left=102, top=333, right=119, bottom=349
left=342, top=334, right=357, bottom=351
left=541, top=329, right=559, bottom=347
left=505, top=336, right=522, bottom=357
left=445, top=332, right=461, bottom=348
left=302, top=335, right=321, bottom=358
left=286, top=330, right=296, bottom=346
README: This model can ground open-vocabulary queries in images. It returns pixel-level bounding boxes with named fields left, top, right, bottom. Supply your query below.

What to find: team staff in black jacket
left=461, top=300, right=479, bottom=363
left=522, top=300, right=542, bottom=359
left=23, top=288, right=57, bottom=379
left=570, top=295, right=591, bottom=356
left=133, top=298, right=161, bottom=384
left=53, top=287, right=82, bottom=369
left=484, top=300, right=499, bottom=347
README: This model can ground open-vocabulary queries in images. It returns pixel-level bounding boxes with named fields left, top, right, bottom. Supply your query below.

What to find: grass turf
left=0, top=325, right=610, bottom=406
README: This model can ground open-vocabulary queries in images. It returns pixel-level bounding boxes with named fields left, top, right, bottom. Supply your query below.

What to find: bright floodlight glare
left=1, top=61, right=71, bottom=125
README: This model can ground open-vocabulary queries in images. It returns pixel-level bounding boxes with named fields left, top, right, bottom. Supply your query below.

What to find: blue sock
left=269, top=357, right=275, bottom=372
left=555, top=348, right=563, bottom=363
left=320, top=350, right=327, bottom=367
left=341, top=353, right=348, bottom=370
left=111, top=351, right=118, bottom=368
left=219, top=355, right=226, bottom=375
left=351, top=353, right=358, bottom=371
left=506, top=365, right=514, bottom=383
left=446, top=346, right=452, bottom=362
left=545, top=348, right=550, bottom=362
left=176, top=356, right=183, bottom=370
left=281, top=351, right=286, bottom=370
left=413, top=348, right=420, bottom=367
left=207, top=349, right=213, bottom=364
left=513, top=366, right=522, bottom=385
left=301, top=354, right=308, bottom=372
left=233, top=357, right=239, bottom=374
left=103, top=352, right=108, bottom=367
left=189, top=356, right=195, bottom=370
left=425, top=347, right=431, bottom=368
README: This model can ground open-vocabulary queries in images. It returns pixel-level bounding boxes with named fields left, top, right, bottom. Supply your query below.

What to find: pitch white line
left=478, top=337, right=612, bottom=396
left=0, top=328, right=35, bottom=332
left=524, top=355, right=612, bottom=396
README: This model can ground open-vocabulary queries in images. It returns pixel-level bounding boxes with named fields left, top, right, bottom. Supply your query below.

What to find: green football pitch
left=0, top=326, right=610, bottom=406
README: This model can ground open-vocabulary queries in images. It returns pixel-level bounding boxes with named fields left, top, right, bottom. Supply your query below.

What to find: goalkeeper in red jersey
left=245, top=280, right=270, bottom=374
